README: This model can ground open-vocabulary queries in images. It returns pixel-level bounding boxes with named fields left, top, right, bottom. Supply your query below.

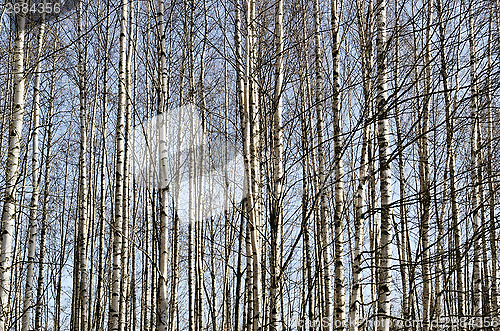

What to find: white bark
left=298, top=3, right=314, bottom=324
left=375, top=0, right=393, bottom=328
left=234, top=1, right=246, bottom=327
left=332, top=0, right=345, bottom=329
left=350, top=2, right=373, bottom=327
left=487, top=5, right=498, bottom=313
left=77, top=1, right=89, bottom=329
left=245, top=0, right=262, bottom=329
left=350, top=38, right=370, bottom=331
left=313, top=0, right=333, bottom=327
left=453, top=4, right=465, bottom=317
left=0, top=3, right=26, bottom=329
left=196, top=4, right=207, bottom=327
left=187, top=1, right=196, bottom=330
left=270, top=0, right=284, bottom=329
left=109, top=0, right=128, bottom=329
left=21, top=11, right=45, bottom=331
left=157, top=0, right=169, bottom=329
left=392, top=0, right=411, bottom=320
left=119, top=2, right=135, bottom=328
left=94, top=2, right=110, bottom=328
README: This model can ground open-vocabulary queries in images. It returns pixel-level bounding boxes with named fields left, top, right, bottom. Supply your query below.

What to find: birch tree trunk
left=467, top=3, right=482, bottom=317
left=242, top=15, right=253, bottom=330
left=234, top=1, right=246, bottom=327
left=246, top=0, right=262, bottom=329
left=196, top=2, right=207, bottom=328
left=94, top=1, right=111, bottom=328
left=222, top=4, right=232, bottom=329
left=169, top=2, right=186, bottom=327
left=478, top=124, right=490, bottom=316
left=313, top=0, right=333, bottom=327
left=375, top=0, right=393, bottom=327
left=350, top=2, right=373, bottom=327
left=270, top=0, right=284, bottom=329
left=0, top=3, right=26, bottom=329
left=156, top=0, right=170, bottom=329
left=431, top=0, right=450, bottom=321
left=187, top=1, right=196, bottom=330
left=34, top=74, right=55, bottom=331
left=119, top=2, right=136, bottom=329
left=420, top=1, right=432, bottom=329
left=298, top=2, right=314, bottom=325
left=76, top=1, right=89, bottom=329
left=392, top=0, right=411, bottom=321
left=486, top=5, right=498, bottom=313
left=109, top=0, right=128, bottom=329
left=331, top=0, right=345, bottom=328
left=50, top=50, right=63, bottom=331
left=234, top=204, right=245, bottom=331
left=21, top=10, right=45, bottom=331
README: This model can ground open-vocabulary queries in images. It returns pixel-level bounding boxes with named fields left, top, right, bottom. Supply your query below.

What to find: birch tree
left=269, top=0, right=284, bottom=329
left=313, top=0, right=333, bottom=327
left=350, top=1, right=373, bottom=327
left=156, top=0, right=169, bottom=327
left=331, top=0, right=346, bottom=328
left=420, top=0, right=432, bottom=328
left=468, top=0, right=482, bottom=317
left=244, top=0, right=263, bottom=329
left=109, top=0, right=128, bottom=329
left=0, top=2, right=27, bottom=329
left=76, top=1, right=90, bottom=329
left=486, top=3, right=498, bottom=313
left=21, top=9, right=46, bottom=330
left=375, top=0, right=393, bottom=327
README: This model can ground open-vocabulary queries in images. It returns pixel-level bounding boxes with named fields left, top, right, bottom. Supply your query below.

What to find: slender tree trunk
left=156, top=0, right=169, bottom=329
left=119, top=2, right=135, bottom=329
left=169, top=2, right=185, bottom=326
left=52, top=42, right=66, bottom=331
left=270, top=0, right=284, bottom=329
left=420, top=1, right=432, bottom=329
left=21, top=10, right=45, bottom=330
left=298, top=3, right=314, bottom=326
left=222, top=4, right=232, bottom=329
left=350, top=33, right=371, bottom=331
left=34, top=79, right=54, bottom=331
left=468, top=3, right=482, bottom=317
left=486, top=4, right=498, bottom=313
left=187, top=0, right=196, bottom=330
left=140, top=15, right=151, bottom=331
left=436, top=0, right=453, bottom=322
left=392, top=0, right=411, bottom=321
left=242, top=4, right=253, bottom=326
left=234, top=1, right=246, bottom=328
left=331, top=0, right=345, bottom=329
left=375, top=0, right=393, bottom=328
left=245, top=0, right=262, bottom=329
left=76, top=2, right=90, bottom=329
left=478, top=125, right=490, bottom=317
left=351, top=2, right=373, bottom=327
left=109, top=0, right=128, bottom=329
left=196, top=4, right=208, bottom=329
left=313, top=0, right=333, bottom=328
left=0, top=3, right=26, bottom=329
left=94, top=1, right=111, bottom=328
